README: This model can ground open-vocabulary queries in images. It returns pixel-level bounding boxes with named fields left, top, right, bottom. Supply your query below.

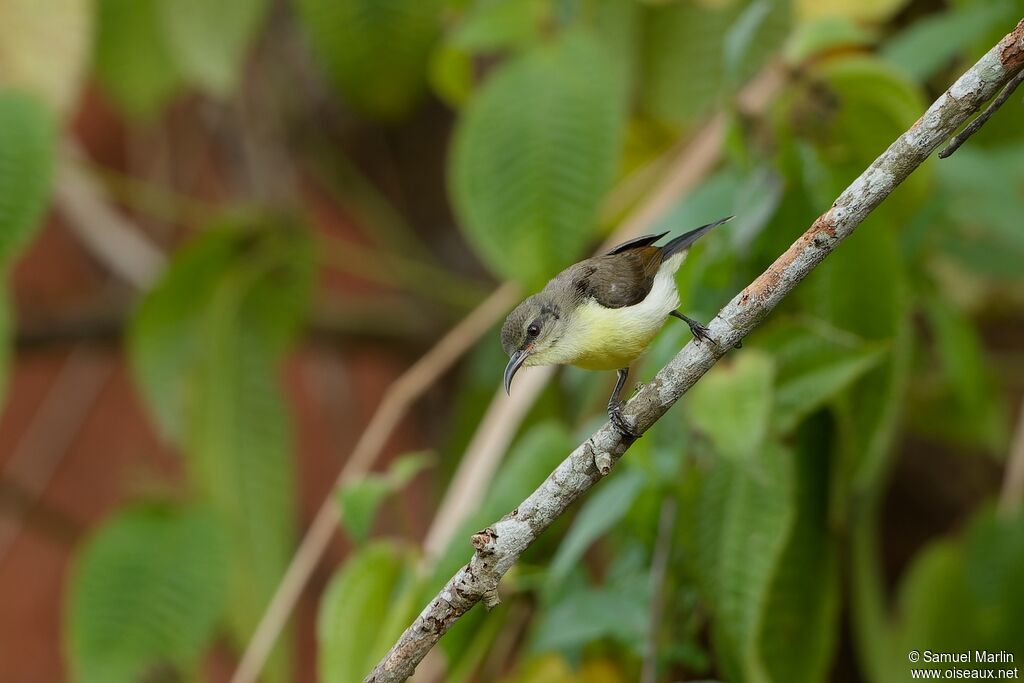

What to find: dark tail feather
left=660, top=216, right=734, bottom=260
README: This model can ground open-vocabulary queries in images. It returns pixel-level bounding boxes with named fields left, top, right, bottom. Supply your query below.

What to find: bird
left=500, top=216, right=733, bottom=438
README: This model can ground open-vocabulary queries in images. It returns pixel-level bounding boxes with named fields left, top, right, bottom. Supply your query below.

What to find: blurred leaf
left=450, top=30, right=625, bottom=287
left=336, top=452, right=433, bottom=542
left=696, top=444, right=796, bottom=682
left=923, top=295, right=1007, bottom=450
left=797, top=0, right=910, bottom=23
left=640, top=0, right=736, bottom=125
left=782, top=55, right=929, bottom=217
left=130, top=225, right=312, bottom=682
left=94, top=0, right=181, bottom=118
left=547, top=467, right=645, bottom=585
left=531, top=575, right=649, bottom=654
left=157, top=0, right=270, bottom=96
left=0, top=0, right=92, bottom=114
left=428, top=42, right=473, bottom=108
left=297, top=0, right=443, bottom=119
left=755, top=319, right=887, bottom=433
left=783, top=15, right=876, bottom=64
left=688, top=351, right=775, bottom=463
left=500, top=655, right=630, bottom=683
left=936, top=143, right=1024, bottom=256
left=445, top=603, right=513, bottom=683
left=67, top=505, right=227, bottom=683
left=318, top=541, right=418, bottom=683
left=724, top=0, right=792, bottom=87
left=895, top=507, right=1024, bottom=662
left=756, top=421, right=840, bottom=683
left=449, top=0, right=548, bottom=52
left=130, top=228, right=248, bottom=441
left=881, top=0, right=1017, bottom=82
left=583, top=0, right=642, bottom=97
left=0, top=90, right=54, bottom=264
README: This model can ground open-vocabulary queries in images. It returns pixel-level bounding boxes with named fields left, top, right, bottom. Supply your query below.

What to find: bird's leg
left=670, top=310, right=715, bottom=344
left=607, top=367, right=639, bottom=439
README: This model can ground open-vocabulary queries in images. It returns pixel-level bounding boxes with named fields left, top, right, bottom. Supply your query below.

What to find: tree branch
left=365, top=19, right=1024, bottom=683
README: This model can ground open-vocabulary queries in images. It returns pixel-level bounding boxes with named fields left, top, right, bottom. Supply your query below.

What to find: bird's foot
left=607, top=401, right=640, bottom=439
left=671, top=310, right=717, bottom=346
left=687, top=319, right=715, bottom=345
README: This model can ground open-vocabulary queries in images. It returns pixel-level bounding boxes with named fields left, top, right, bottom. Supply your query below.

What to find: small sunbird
left=501, top=216, right=734, bottom=438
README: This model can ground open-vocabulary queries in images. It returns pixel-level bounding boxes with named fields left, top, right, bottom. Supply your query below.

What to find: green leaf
left=428, top=42, right=473, bottom=108
left=640, top=1, right=737, bottom=125
left=296, top=0, right=443, bottom=119
left=67, top=504, right=227, bottom=683
left=755, top=423, right=840, bottom=683
left=336, top=452, right=433, bottom=542
left=130, top=224, right=312, bottom=682
left=935, top=144, right=1024, bottom=257
left=696, top=444, right=796, bottom=682
left=688, top=351, right=775, bottom=463
left=450, top=30, right=626, bottom=287
left=318, top=541, right=418, bottom=683
left=922, top=296, right=1007, bottom=450
left=547, top=468, right=645, bottom=585
left=156, top=0, right=270, bottom=96
left=129, top=228, right=246, bottom=441
left=449, top=0, right=548, bottom=53
left=531, top=581, right=649, bottom=654
left=895, top=508, right=1024, bottom=664
left=784, top=55, right=929, bottom=215
left=784, top=15, right=876, bottom=65
left=723, top=0, right=792, bottom=87
left=881, top=0, right=1017, bottom=82
left=94, top=0, right=181, bottom=118
left=754, top=319, right=887, bottom=433
left=0, top=90, right=54, bottom=264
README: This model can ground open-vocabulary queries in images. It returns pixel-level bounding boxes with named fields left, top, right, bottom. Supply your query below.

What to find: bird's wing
left=571, top=248, right=663, bottom=309
left=605, top=232, right=668, bottom=255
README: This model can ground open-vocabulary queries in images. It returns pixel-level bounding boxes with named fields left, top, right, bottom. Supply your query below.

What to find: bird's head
left=500, top=294, right=568, bottom=394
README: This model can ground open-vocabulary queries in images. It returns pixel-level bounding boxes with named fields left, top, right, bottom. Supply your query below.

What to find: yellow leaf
left=0, top=0, right=93, bottom=114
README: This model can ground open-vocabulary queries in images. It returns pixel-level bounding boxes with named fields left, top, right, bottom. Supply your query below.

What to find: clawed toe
left=608, top=402, right=640, bottom=439
left=688, top=321, right=715, bottom=345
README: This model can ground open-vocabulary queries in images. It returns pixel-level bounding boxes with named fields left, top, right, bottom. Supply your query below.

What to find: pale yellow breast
left=531, top=263, right=682, bottom=371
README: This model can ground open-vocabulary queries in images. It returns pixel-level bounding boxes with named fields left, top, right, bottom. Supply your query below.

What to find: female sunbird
left=501, top=216, right=733, bottom=437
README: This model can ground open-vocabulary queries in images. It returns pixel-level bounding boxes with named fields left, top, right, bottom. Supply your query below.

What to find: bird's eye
left=527, top=323, right=540, bottom=338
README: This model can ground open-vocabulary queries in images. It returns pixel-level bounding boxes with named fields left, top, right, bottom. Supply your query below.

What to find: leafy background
left=0, top=0, right=1022, bottom=681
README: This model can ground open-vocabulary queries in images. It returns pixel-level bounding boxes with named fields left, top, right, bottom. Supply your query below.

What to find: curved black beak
left=504, top=349, right=528, bottom=395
